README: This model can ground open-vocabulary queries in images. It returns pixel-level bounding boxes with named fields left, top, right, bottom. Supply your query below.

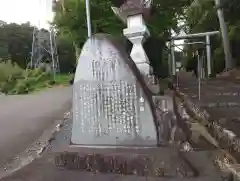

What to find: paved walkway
left=0, top=87, right=72, bottom=166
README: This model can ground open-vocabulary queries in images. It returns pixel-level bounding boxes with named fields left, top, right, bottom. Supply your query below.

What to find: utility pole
left=214, top=0, right=233, bottom=70
left=85, top=0, right=92, bottom=38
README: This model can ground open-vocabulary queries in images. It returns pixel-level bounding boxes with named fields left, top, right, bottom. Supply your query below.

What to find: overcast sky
left=0, top=0, right=53, bottom=28
left=0, top=0, right=183, bottom=49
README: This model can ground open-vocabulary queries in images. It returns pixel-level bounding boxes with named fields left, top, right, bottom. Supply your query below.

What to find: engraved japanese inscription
left=72, top=34, right=157, bottom=146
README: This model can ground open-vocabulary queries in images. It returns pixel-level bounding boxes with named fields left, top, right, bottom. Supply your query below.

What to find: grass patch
left=54, top=74, right=73, bottom=86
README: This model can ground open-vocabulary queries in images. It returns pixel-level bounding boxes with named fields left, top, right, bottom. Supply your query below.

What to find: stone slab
left=72, top=34, right=158, bottom=146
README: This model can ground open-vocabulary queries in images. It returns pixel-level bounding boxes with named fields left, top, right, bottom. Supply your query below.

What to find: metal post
left=30, top=27, right=36, bottom=68
left=170, top=40, right=176, bottom=76
left=201, top=54, right=205, bottom=79
left=176, top=71, right=179, bottom=88
left=168, top=42, right=172, bottom=76
left=214, top=0, right=233, bottom=70
left=202, top=52, right=206, bottom=79
left=52, top=28, right=60, bottom=73
left=197, top=53, right=201, bottom=101
left=85, top=0, right=92, bottom=38
left=49, top=28, right=56, bottom=81
left=206, top=35, right=212, bottom=76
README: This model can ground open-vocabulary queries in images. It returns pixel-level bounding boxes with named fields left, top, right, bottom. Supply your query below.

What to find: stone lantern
left=111, top=0, right=152, bottom=76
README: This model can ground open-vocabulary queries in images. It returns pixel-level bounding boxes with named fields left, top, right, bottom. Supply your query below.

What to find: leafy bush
left=0, top=60, right=22, bottom=82
left=0, top=61, right=54, bottom=94
left=8, top=69, right=52, bottom=94
left=0, top=60, right=23, bottom=92
left=0, top=61, right=73, bottom=94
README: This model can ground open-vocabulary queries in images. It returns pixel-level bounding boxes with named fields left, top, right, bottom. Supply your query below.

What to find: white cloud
left=0, top=0, right=53, bottom=29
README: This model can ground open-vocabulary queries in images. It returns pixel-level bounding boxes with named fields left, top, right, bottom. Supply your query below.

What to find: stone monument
left=70, top=0, right=182, bottom=149
left=55, top=1, right=227, bottom=179
left=65, top=31, right=194, bottom=177
left=72, top=34, right=158, bottom=146
left=57, top=0, right=194, bottom=177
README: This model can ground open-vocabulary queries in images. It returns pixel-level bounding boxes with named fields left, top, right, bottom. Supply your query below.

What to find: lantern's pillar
left=123, top=14, right=150, bottom=75
left=111, top=0, right=152, bottom=75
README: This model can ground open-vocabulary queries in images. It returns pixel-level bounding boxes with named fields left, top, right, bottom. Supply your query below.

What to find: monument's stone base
left=0, top=152, right=226, bottom=181
left=54, top=147, right=196, bottom=178
left=53, top=146, right=227, bottom=180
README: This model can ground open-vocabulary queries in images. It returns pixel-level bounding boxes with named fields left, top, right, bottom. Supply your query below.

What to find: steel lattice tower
left=30, top=0, right=60, bottom=75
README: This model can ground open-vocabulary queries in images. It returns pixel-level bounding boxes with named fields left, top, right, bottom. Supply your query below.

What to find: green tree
left=184, top=0, right=240, bottom=73
left=57, top=36, right=76, bottom=73
left=2, top=22, right=33, bottom=68
left=53, top=0, right=191, bottom=77
left=0, top=21, right=76, bottom=73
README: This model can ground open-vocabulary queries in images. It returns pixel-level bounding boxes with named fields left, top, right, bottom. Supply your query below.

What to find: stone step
left=189, top=92, right=240, bottom=98
left=200, top=102, right=240, bottom=108
left=180, top=87, right=240, bottom=94
left=206, top=107, right=240, bottom=120
left=180, top=151, right=222, bottom=177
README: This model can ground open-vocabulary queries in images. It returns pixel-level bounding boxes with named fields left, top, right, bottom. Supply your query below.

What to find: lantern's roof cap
left=111, top=0, right=152, bottom=8
left=111, top=0, right=152, bottom=24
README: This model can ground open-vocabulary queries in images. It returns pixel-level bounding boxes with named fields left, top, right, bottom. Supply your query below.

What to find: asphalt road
left=0, top=87, right=72, bottom=165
